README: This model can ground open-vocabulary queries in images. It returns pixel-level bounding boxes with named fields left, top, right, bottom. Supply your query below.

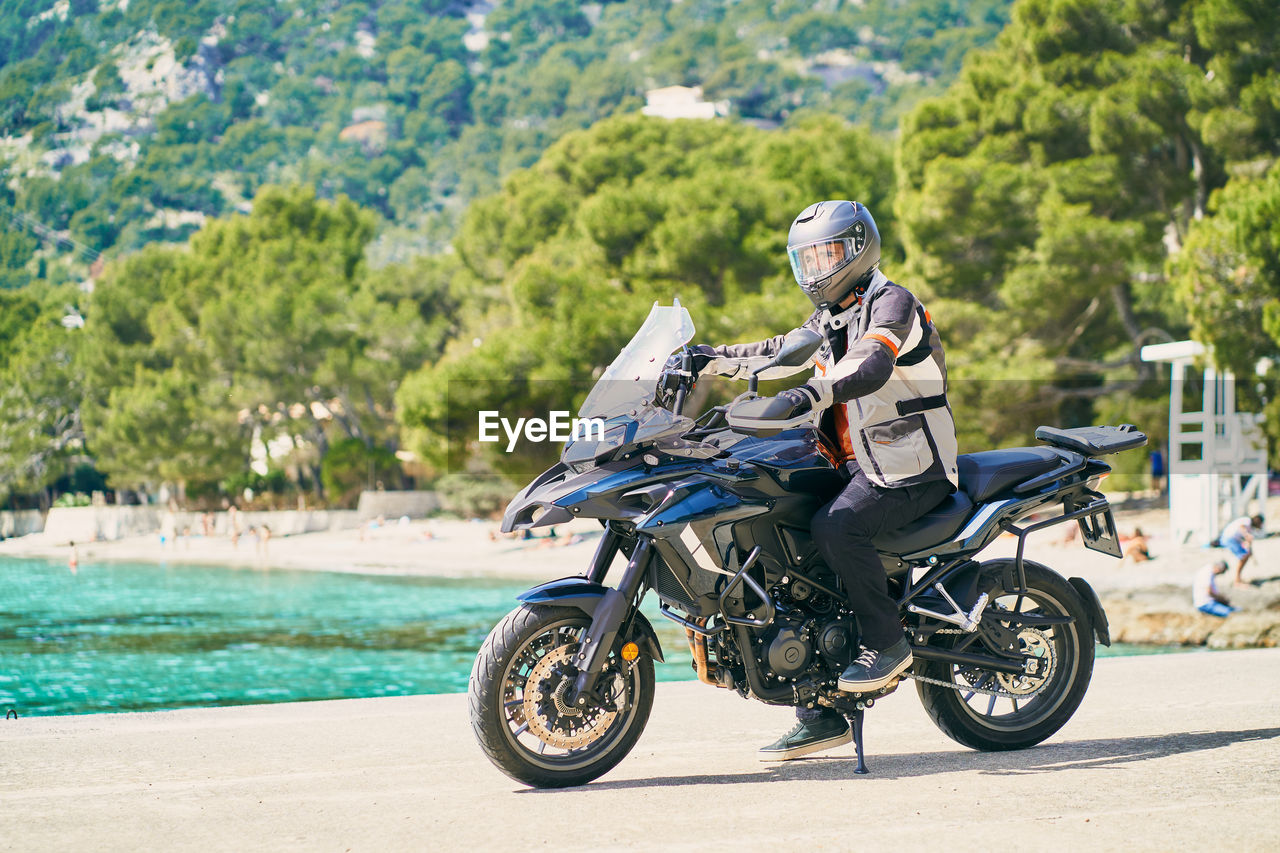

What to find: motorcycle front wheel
left=916, top=560, right=1095, bottom=751
left=468, top=603, right=655, bottom=788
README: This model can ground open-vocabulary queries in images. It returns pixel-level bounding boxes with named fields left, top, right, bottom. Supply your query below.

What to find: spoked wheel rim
left=497, top=616, right=644, bottom=772
left=944, top=586, right=1080, bottom=731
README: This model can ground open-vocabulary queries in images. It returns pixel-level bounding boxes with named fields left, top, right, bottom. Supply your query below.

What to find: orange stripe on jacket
left=864, top=332, right=899, bottom=357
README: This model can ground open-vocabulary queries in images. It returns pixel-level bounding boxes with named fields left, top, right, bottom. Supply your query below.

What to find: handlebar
left=672, top=347, right=692, bottom=416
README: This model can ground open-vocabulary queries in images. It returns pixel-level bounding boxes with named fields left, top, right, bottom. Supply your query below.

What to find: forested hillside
left=0, top=0, right=1010, bottom=289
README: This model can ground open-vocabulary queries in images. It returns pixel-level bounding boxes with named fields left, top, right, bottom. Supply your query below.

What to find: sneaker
left=838, top=637, right=913, bottom=693
left=757, top=714, right=851, bottom=762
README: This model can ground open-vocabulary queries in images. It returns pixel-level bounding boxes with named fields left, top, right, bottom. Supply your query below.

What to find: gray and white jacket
left=702, top=271, right=958, bottom=489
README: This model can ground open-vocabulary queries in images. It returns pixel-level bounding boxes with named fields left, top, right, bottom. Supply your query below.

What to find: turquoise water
left=0, top=557, right=697, bottom=717
left=0, top=556, right=1179, bottom=717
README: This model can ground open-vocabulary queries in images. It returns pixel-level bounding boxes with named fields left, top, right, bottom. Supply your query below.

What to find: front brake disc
left=522, top=646, right=618, bottom=749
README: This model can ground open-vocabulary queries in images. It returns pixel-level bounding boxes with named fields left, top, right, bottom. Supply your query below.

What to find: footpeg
left=906, top=585, right=989, bottom=632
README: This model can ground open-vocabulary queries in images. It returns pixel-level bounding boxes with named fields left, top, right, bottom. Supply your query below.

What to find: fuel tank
left=719, top=426, right=846, bottom=499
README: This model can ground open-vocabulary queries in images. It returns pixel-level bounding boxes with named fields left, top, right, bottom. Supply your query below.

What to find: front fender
left=518, top=577, right=666, bottom=662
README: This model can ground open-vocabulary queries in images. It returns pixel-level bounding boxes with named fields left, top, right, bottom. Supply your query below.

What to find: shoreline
left=0, top=516, right=608, bottom=580
left=4, top=501, right=1279, bottom=648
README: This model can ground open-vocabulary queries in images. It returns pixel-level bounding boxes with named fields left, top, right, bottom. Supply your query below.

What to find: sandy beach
left=4, top=496, right=1279, bottom=646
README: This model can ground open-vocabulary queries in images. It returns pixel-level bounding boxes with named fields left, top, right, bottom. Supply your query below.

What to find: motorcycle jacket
left=699, top=270, right=959, bottom=489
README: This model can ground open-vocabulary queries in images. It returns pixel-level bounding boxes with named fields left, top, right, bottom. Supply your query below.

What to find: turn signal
left=620, top=642, right=639, bottom=662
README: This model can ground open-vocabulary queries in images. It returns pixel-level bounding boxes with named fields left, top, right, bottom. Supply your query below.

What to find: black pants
left=797, top=466, right=953, bottom=723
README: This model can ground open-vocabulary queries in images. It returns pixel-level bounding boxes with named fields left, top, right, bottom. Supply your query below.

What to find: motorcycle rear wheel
left=916, top=560, right=1095, bottom=751
left=469, top=603, right=655, bottom=788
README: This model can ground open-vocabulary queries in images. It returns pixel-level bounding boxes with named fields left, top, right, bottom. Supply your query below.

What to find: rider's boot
left=757, top=710, right=851, bottom=761
left=838, top=636, right=913, bottom=693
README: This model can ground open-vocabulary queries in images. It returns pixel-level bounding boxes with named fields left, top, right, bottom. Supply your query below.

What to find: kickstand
left=846, top=708, right=868, bottom=775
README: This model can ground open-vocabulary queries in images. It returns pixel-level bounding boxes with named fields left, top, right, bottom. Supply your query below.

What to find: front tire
left=917, top=561, right=1095, bottom=751
left=468, top=604, right=655, bottom=788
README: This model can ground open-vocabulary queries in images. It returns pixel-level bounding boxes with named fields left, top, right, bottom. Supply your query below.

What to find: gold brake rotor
left=521, top=645, right=619, bottom=750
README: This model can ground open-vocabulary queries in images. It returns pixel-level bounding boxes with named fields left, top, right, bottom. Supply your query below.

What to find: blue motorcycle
left=469, top=300, right=1146, bottom=788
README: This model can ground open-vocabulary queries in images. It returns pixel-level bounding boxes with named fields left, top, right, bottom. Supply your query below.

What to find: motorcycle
left=469, top=300, right=1146, bottom=788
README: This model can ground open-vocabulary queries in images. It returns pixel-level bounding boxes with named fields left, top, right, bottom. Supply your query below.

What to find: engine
left=755, top=576, right=859, bottom=681
left=760, top=615, right=811, bottom=678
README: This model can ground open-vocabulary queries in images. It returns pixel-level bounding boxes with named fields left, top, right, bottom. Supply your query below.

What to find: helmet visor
left=788, top=238, right=856, bottom=288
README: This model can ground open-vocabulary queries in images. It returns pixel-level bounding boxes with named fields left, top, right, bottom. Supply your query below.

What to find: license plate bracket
left=1079, top=506, right=1121, bottom=557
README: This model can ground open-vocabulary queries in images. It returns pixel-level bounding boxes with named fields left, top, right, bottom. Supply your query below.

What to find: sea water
left=0, top=556, right=1180, bottom=717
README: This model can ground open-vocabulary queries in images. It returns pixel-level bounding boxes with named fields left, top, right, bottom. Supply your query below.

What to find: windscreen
left=561, top=300, right=696, bottom=471
left=576, top=300, right=695, bottom=420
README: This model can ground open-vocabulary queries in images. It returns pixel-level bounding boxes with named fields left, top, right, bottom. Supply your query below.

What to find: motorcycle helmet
left=787, top=200, right=880, bottom=310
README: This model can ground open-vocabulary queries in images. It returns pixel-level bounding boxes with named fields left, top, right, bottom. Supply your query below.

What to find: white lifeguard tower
left=1141, top=340, right=1268, bottom=544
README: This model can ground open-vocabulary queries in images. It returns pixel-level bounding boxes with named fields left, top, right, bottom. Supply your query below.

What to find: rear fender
left=1068, top=576, right=1112, bottom=647
left=518, top=577, right=666, bottom=662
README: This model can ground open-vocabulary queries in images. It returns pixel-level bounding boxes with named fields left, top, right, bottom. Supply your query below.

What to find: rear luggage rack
left=1034, top=423, right=1147, bottom=457
left=999, top=492, right=1121, bottom=593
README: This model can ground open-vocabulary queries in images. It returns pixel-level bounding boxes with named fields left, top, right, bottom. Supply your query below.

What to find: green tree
left=894, top=0, right=1278, bottom=451
left=1170, top=162, right=1280, bottom=462
left=1172, top=164, right=1280, bottom=379
left=0, top=286, right=87, bottom=507
left=397, top=114, right=894, bottom=475
left=0, top=230, right=39, bottom=289
left=82, top=185, right=457, bottom=497
left=320, top=437, right=401, bottom=507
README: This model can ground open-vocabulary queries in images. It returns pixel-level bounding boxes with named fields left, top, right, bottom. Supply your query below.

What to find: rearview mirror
left=760, top=327, right=823, bottom=372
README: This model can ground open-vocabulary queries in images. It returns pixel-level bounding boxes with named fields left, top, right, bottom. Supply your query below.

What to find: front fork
left=566, top=534, right=652, bottom=709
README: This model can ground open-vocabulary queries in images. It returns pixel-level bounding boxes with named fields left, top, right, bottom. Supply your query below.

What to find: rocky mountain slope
left=0, top=0, right=1010, bottom=288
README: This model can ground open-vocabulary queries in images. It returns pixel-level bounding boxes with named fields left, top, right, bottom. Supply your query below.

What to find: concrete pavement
left=2, top=648, right=1278, bottom=851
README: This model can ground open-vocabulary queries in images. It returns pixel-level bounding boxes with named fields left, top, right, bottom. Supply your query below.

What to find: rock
left=1104, top=603, right=1217, bottom=645
left=1207, top=614, right=1280, bottom=649
left=1100, top=592, right=1280, bottom=648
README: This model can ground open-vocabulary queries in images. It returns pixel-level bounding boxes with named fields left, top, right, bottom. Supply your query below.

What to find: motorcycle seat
left=873, top=489, right=975, bottom=556
left=957, top=447, right=1062, bottom=502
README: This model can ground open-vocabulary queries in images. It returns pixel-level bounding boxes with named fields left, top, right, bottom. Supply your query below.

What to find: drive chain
left=902, top=670, right=1019, bottom=698
left=905, top=628, right=1045, bottom=700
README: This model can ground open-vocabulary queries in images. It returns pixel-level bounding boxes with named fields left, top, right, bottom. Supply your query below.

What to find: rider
left=688, top=200, right=959, bottom=761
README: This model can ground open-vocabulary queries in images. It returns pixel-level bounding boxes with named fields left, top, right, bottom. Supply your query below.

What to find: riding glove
left=772, top=385, right=821, bottom=417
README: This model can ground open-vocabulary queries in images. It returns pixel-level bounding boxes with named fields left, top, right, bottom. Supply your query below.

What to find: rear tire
left=469, top=604, right=655, bottom=788
left=917, top=561, right=1095, bottom=751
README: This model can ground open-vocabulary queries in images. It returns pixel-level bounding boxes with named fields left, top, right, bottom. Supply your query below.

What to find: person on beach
left=1192, top=559, right=1236, bottom=617
left=688, top=199, right=957, bottom=761
left=1219, top=514, right=1262, bottom=588
left=1149, top=447, right=1166, bottom=495
left=68, top=541, right=78, bottom=574
left=1122, top=526, right=1152, bottom=563
left=160, top=511, right=176, bottom=549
